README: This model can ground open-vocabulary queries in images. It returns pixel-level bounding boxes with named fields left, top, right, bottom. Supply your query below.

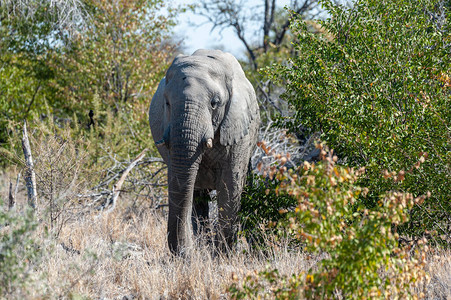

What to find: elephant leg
left=192, top=190, right=210, bottom=235
left=216, top=169, right=245, bottom=251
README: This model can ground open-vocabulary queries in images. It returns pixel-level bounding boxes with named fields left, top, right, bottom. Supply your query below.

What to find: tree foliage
left=0, top=0, right=70, bottom=146
left=48, top=0, right=175, bottom=152
left=0, top=0, right=176, bottom=161
left=269, top=0, right=450, bottom=242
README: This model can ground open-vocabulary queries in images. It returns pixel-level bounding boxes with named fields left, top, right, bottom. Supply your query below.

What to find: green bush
left=230, top=145, right=429, bottom=299
left=0, top=203, right=40, bottom=296
left=269, top=0, right=450, bottom=242
left=240, top=174, right=297, bottom=248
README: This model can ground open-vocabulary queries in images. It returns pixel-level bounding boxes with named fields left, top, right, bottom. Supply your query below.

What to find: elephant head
left=149, top=49, right=259, bottom=255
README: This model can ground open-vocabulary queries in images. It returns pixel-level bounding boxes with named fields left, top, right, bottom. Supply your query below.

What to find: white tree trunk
left=22, top=121, right=37, bottom=210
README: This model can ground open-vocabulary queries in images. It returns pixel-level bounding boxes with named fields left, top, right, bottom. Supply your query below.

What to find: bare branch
left=194, top=0, right=320, bottom=70
left=195, top=0, right=259, bottom=68
left=0, top=0, right=89, bottom=34
left=263, top=0, right=276, bottom=51
left=99, top=149, right=149, bottom=213
left=233, top=21, right=258, bottom=69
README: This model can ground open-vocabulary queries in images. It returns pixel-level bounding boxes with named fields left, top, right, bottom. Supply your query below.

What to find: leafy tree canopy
left=269, top=0, right=450, bottom=242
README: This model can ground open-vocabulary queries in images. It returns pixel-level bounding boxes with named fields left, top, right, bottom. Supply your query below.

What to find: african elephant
left=149, top=49, right=260, bottom=255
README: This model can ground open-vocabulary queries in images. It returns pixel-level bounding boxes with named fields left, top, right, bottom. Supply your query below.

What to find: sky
left=172, top=2, right=243, bottom=57
left=172, top=0, right=291, bottom=60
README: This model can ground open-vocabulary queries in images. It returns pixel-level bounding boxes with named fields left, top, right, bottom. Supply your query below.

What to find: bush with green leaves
left=230, top=145, right=429, bottom=299
left=269, top=0, right=450, bottom=242
left=240, top=174, right=297, bottom=248
left=0, top=203, right=40, bottom=296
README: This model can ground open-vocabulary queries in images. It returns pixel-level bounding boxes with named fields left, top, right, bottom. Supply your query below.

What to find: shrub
left=240, top=174, right=297, bottom=248
left=269, top=0, right=450, bottom=243
left=230, top=145, right=429, bottom=299
left=26, top=122, right=92, bottom=235
left=0, top=203, right=39, bottom=296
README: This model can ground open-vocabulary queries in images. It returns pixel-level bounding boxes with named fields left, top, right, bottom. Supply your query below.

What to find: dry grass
left=12, top=198, right=311, bottom=299
left=1, top=170, right=449, bottom=299
left=422, top=250, right=451, bottom=299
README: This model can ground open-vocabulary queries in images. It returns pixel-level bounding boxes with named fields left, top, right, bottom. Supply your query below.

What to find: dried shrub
left=28, top=123, right=92, bottom=235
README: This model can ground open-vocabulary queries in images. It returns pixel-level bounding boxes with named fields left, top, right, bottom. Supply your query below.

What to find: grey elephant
left=149, top=49, right=260, bottom=255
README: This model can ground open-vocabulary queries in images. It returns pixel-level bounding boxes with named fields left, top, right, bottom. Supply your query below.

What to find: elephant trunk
left=167, top=160, right=199, bottom=255
left=167, top=110, right=209, bottom=255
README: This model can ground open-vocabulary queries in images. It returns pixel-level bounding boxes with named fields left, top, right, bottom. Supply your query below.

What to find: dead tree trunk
left=22, top=121, right=37, bottom=210
left=8, top=172, right=21, bottom=210
left=8, top=182, right=15, bottom=210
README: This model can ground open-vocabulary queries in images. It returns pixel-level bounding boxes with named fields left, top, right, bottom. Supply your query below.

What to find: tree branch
left=99, top=149, right=149, bottom=213
left=194, top=0, right=320, bottom=70
left=232, top=21, right=258, bottom=69
left=272, top=0, right=317, bottom=46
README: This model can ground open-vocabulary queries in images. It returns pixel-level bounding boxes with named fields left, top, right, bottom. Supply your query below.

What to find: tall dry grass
left=0, top=184, right=448, bottom=299
left=4, top=194, right=312, bottom=299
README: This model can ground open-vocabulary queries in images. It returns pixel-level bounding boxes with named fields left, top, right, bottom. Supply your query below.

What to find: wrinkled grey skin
left=149, top=49, right=260, bottom=255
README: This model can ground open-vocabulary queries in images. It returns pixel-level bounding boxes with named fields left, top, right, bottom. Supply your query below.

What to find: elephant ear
left=149, top=78, right=170, bottom=162
left=220, top=70, right=259, bottom=146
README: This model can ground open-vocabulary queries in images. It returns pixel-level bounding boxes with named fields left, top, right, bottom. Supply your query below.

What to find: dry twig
left=99, top=149, right=149, bottom=213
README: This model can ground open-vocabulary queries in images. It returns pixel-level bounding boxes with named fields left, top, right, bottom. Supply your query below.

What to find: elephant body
left=149, top=49, right=260, bottom=255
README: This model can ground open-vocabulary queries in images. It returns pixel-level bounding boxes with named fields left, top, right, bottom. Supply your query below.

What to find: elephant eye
left=211, top=96, right=220, bottom=109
